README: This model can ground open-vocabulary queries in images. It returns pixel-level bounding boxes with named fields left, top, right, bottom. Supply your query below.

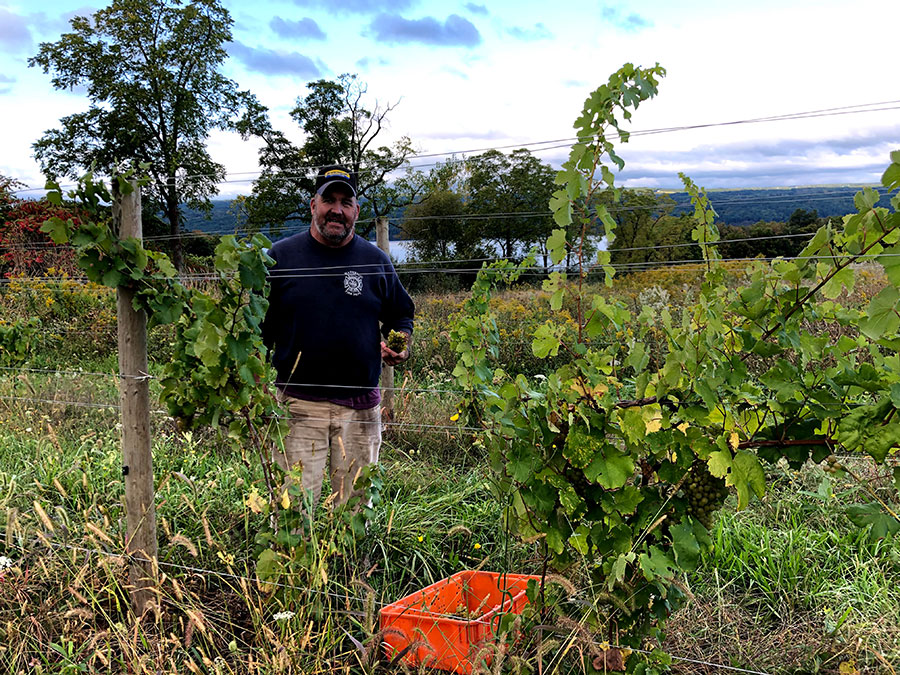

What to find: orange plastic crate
left=380, top=570, right=542, bottom=674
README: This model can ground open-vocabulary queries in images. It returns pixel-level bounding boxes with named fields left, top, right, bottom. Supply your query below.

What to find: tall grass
left=2, top=268, right=899, bottom=673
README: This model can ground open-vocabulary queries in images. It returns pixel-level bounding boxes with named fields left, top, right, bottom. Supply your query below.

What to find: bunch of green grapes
left=386, top=329, right=408, bottom=353
left=684, top=460, right=728, bottom=530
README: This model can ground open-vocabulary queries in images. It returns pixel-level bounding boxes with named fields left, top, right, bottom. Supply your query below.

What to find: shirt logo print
left=344, top=270, right=363, bottom=296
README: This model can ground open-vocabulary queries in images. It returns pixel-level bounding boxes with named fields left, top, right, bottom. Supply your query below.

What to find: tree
left=401, top=190, right=468, bottom=261
left=242, top=74, right=417, bottom=238
left=465, top=149, right=556, bottom=261
left=603, top=189, right=693, bottom=267
left=400, top=160, right=482, bottom=261
left=716, top=209, right=824, bottom=261
left=29, top=0, right=262, bottom=270
left=788, top=207, right=820, bottom=230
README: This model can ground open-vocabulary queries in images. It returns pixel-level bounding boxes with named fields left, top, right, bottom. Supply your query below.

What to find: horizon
left=1, top=0, right=898, bottom=195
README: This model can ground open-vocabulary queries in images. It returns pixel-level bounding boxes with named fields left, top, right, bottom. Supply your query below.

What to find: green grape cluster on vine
left=450, top=63, right=900, bottom=670
left=682, top=460, right=727, bottom=531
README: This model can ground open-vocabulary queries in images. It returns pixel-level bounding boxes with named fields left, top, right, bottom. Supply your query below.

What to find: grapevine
left=39, top=170, right=287, bottom=495
left=38, top=169, right=379, bottom=595
left=450, top=63, right=900, bottom=671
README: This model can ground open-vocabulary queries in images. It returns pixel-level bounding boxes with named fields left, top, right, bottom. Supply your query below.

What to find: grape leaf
left=859, top=286, right=900, bottom=340
left=846, top=502, right=900, bottom=540
left=670, top=521, right=700, bottom=571
left=877, top=244, right=900, bottom=286
left=585, top=448, right=634, bottom=489
left=726, top=451, right=766, bottom=510
left=639, top=546, right=675, bottom=582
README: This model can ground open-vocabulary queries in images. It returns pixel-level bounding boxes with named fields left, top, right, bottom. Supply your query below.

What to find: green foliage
left=29, top=0, right=263, bottom=269
left=450, top=62, right=900, bottom=666
left=602, top=189, right=693, bottom=267
left=40, top=171, right=285, bottom=456
left=465, top=148, right=558, bottom=261
left=240, top=74, right=416, bottom=237
left=680, top=172, right=721, bottom=271
left=400, top=159, right=486, bottom=264
left=0, top=317, right=40, bottom=365
left=252, top=464, right=384, bottom=599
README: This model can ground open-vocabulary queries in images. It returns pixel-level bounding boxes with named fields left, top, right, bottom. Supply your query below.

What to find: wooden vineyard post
left=376, top=215, right=394, bottom=424
left=115, top=181, right=158, bottom=616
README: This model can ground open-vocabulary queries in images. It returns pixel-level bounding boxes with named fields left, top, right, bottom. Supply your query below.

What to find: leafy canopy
left=240, top=74, right=417, bottom=238
left=29, top=0, right=263, bottom=269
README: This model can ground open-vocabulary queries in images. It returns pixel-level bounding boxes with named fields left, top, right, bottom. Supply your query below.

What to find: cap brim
left=316, top=180, right=356, bottom=197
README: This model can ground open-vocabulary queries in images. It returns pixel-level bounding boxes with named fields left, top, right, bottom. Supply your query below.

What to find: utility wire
left=1, top=186, right=889, bottom=251
left=0, top=395, right=482, bottom=432
left=0, top=233, right=883, bottom=281
left=0, top=365, right=150, bottom=381
left=2, top=247, right=895, bottom=286
left=8, top=99, right=900, bottom=195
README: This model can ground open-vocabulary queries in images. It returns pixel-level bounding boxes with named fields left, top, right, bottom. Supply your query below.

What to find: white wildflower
left=273, top=610, right=296, bottom=622
left=0, top=556, right=14, bottom=570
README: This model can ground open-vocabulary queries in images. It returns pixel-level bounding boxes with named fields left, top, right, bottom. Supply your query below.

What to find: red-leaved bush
left=0, top=175, right=80, bottom=277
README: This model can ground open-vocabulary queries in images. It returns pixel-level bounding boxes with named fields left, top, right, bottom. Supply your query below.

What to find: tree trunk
left=165, top=180, right=184, bottom=272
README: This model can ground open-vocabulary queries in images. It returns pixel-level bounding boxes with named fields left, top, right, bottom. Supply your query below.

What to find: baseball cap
left=315, top=165, right=357, bottom=197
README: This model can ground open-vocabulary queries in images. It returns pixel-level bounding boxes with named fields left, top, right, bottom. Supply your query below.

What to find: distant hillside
left=667, top=185, right=890, bottom=226
left=181, top=186, right=889, bottom=239
left=179, top=203, right=403, bottom=242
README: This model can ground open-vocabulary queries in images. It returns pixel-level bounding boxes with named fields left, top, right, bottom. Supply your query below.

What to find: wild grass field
left=1, top=264, right=899, bottom=674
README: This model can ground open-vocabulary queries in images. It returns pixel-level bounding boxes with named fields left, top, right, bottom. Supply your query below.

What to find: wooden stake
left=116, top=181, right=158, bottom=616
left=375, top=216, right=394, bottom=423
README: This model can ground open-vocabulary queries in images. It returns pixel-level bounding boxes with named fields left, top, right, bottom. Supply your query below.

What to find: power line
left=0, top=185, right=890, bottom=252
left=8, top=99, right=900, bottom=195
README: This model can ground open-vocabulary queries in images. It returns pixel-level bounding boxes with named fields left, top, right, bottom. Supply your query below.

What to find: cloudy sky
left=1, top=0, right=898, bottom=198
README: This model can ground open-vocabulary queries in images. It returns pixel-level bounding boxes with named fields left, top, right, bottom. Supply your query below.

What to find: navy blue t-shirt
left=261, top=230, right=414, bottom=402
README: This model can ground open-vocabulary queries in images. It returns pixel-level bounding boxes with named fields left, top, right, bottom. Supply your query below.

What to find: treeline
left=185, top=185, right=884, bottom=240
left=9, top=0, right=886, bottom=280
left=605, top=190, right=831, bottom=267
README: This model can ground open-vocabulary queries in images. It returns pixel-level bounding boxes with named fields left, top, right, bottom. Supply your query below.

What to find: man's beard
left=314, top=214, right=353, bottom=244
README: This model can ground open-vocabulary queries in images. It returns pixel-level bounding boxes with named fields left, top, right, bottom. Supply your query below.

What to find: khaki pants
left=274, top=393, right=381, bottom=508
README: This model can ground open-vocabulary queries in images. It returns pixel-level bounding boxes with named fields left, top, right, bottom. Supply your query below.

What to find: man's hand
left=381, top=333, right=410, bottom=366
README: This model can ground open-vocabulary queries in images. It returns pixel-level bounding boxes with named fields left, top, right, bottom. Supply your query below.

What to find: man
left=262, top=164, right=414, bottom=507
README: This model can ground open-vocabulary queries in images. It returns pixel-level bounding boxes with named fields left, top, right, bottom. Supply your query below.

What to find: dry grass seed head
left=446, top=524, right=473, bottom=537
left=544, top=574, right=576, bottom=596
left=169, top=533, right=199, bottom=557
left=555, top=615, right=602, bottom=659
